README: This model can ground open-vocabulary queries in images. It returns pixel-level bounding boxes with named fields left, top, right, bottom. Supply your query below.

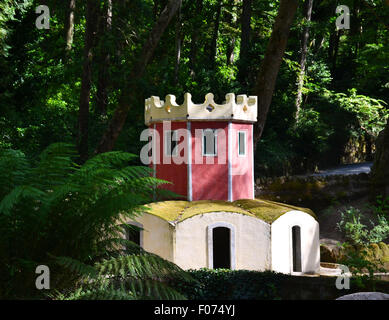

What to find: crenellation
left=145, top=92, right=257, bottom=125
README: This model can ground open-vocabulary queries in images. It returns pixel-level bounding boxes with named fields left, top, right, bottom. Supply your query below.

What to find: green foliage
left=329, top=88, right=388, bottom=137
left=0, top=143, right=187, bottom=299
left=1, top=0, right=388, bottom=175
left=337, top=198, right=389, bottom=288
left=55, top=254, right=193, bottom=300
left=337, top=207, right=389, bottom=246
left=170, top=268, right=282, bottom=300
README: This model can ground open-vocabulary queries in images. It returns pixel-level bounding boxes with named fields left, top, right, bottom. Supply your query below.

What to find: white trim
left=251, top=125, right=255, bottom=199
left=187, top=122, right=192, bottom=201
left=207, top=222, right=236, bottom=270
left=202, top=128, right=217, bottom=156
left=153, top=124, right=157, bottom=201
left=164, top=130, right=178, bottom=157
left=125, top=221, right=144, bottom=249
left=147, top=117, right=256, bottom=124
left=153, top=124, right=157, bottom=178
left=237, top=130, right=247, bottom=157
left=228, top=122, right=232, bottom=202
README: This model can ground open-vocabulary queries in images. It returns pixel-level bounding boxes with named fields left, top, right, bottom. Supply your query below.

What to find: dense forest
left=1, top=0, right=389, bottom=300
left=1, top=0, right=388, bottom=175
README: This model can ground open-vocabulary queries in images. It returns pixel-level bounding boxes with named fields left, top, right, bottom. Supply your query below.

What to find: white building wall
left=271, top=210, right=320, bottom=274
left=134, top=214, right=175, bottom=262
left=174, top=212, right=271, bottom=271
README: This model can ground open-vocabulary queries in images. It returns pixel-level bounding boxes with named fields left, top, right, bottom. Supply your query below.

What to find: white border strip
left=251, top=125, right=255, bottom=199
left=187, top=121, right=192, bottom=201
left=228, top=122, right=232, bottom=202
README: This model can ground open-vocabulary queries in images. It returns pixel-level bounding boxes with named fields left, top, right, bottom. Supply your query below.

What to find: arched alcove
left=207, top=222, right=236, bottom=270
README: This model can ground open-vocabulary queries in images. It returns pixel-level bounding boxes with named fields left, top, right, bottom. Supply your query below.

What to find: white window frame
left=202, top=129, right=218, bottom=157
left=207, top=222, right=236, bottom=270
left=238, top=130, right=247, bottom=157
left=164, top=130, right=178, bottom=157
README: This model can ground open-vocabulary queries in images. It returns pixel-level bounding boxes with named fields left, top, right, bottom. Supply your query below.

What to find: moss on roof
left=143, top=198, right=316, bottom=224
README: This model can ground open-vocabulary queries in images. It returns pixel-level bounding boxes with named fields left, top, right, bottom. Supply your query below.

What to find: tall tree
left=371, top=121, right=389, bottom=197
left=295, top=0, right=313, bottom=120
left=174, top=1, right=182, bottom=85
left=189, top=0, right=203, bottom=77
left=237, top=0, right=252, bottom=84
left=253, top=0, right=299, bottom=148
left=96, top=0, right=113, bottom=115
left=95, top=0, right=182, bottom=154
left=78, top=0, right=99, bottom=162
left=225, top=3, right=236, bottom=66
left=209, top=1, right=222, bottom=68
left=65, top=0, right=76, bottom=52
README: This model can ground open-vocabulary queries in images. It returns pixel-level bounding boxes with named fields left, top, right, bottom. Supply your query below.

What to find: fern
left=0, top=143, right=188, bottom=299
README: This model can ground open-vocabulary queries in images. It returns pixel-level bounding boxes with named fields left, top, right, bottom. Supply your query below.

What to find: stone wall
left=255, top=172, right=370, bottom=210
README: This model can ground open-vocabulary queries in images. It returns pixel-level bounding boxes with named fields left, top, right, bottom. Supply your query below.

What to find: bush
left=170, top=268, right=285, bottom=300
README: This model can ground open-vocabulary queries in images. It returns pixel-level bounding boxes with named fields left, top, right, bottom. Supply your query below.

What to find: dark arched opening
left=213, top=227, right=231, bottom=269
left=292, top=226, right=302, bottom=272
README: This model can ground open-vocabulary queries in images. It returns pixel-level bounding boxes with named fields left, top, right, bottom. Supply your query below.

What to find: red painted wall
left=231, top=123, right=254, bottom=200
left=153, top=122, right=188, bottom=199
left=191, top=122, right=229, bottom=201
left=150, top=121, right=254, bottom=201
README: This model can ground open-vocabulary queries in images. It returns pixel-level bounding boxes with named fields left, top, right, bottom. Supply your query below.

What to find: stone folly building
left=128, top=93, right=320, bottom=275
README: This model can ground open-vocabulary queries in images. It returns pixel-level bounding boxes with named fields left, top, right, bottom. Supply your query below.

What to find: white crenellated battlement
left=145, top=92, right=257, bottom=125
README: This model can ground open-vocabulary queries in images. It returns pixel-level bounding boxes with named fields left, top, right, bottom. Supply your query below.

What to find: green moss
left=143, top=201, right=188, bottom=221
left=144, top=198, right=317, bottom=224
left=180, top=200, right=250, bottom=221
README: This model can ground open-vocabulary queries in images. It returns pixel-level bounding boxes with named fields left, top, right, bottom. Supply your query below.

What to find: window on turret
left=165, top=130, right=178, bottom=157
left=238, top=131, right=246, bottom=156
left=202, top=129, right=217, bottom=156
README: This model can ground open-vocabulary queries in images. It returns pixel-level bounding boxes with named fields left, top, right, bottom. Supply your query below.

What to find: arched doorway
left=213, top=227, right=230, bottom=269
left=207, top=222, right=235, bottom=269
left=292, top=225, right=302, bottom=272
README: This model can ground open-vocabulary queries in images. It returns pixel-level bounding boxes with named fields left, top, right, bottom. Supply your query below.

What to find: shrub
left=170, top=268, right=284, bottom=300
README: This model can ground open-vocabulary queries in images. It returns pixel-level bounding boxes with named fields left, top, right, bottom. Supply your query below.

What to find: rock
left=320, top=238, right=343, bottom=263
left=336, top=292, right=389, bottom=300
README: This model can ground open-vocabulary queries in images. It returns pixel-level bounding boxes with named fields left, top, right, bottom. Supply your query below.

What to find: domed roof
left=143, top=198, right=316, bottom=224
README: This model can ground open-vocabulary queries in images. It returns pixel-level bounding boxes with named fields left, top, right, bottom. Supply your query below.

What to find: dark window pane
left=238, top=132, right=245, bottom=155
left=204, top=129, right=216, bottom=155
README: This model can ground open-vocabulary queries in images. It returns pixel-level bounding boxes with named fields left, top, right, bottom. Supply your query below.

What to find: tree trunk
left=329, top=30, right=341, bottom=79
left=189, top=0, right=203, bottom=77
left=252, top=0, right=299, bottom=149
left=65, top=0, right=76, bottom=52
left=96, top=0, right=112, bottom=116
left=78, top=0, right=98, bottom=162
left=237, top=0, right=252, bottom=84
left=295, top=0, right=313, bottom=120
left=95, top=0, right=182, bottom=154
left=174, top=1, right=182, bottom=85
left=371, top=121, right=389, bottom=198
left=225, top=4, right=236, bottom=66
left=209, top=1, right=222, bottom=68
